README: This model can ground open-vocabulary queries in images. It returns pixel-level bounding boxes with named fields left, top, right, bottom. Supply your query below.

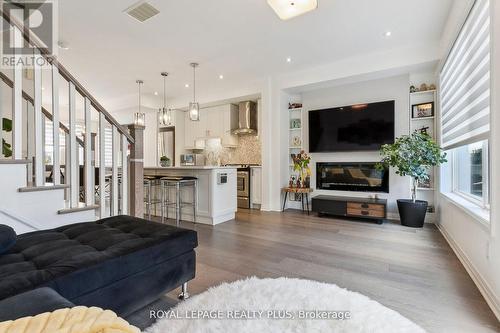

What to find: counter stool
left=144, top=176, right=161, bottom=219
left=160, top=176, right=197, bottom=227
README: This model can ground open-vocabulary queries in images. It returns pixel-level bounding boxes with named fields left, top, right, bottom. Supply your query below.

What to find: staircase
left=0, top=7, right=135, bottom=233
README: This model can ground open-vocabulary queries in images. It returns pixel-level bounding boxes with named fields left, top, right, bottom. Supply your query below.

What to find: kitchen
left=138, top=98, right=263, bottom=225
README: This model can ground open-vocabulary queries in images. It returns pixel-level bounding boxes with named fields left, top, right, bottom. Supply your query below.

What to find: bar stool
left=160, top=176, right=197, bottom=227
left=144, top=176, right=161, bottom=220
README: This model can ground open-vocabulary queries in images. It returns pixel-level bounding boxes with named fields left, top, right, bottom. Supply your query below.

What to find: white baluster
left=84, top=97, right=94, bottom=205
left=121, top=134, right=129, bottom=215
left=33, top=51, right=44, bottom=186
left=0, top=79, right=3, bottom=159
left=111, top=126, right=119, bottom=215
left=99, top=113, right=106, bottom=218
left=12, top=26, right=22, bottom=159
left=68, top=82, right=78, bottom=207
left=52, top=65, right=60, bottom=185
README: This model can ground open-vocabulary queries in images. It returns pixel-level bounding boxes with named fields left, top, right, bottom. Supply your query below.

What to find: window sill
left=440, top=192, right=490, bottom=229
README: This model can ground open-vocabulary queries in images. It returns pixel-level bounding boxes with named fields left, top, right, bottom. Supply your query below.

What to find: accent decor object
left=158, top=72, right=172, bottom=126
left=267, top=0, right=318, bottom=20
left=159, top=156, right=171, bottom=167
left=377, top=132, right=447, bottom=227
left=291, top=150, right=311, bottom=187
left=412, top=102, right=434, bottom=118
left=188, top=63, right=200, bottom=121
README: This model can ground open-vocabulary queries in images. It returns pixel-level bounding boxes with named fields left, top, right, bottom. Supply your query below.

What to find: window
left=451, top=140, right=489, bottom=207
left=439, top=0, right=491, bottom=222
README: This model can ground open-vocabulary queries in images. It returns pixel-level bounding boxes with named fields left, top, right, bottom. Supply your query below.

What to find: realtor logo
left=1, top=0, right=55, bottom=61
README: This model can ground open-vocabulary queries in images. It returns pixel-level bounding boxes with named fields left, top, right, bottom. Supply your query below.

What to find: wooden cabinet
left=184, top=104, right=239, bottom=150
left=251, top=166, right=262, bottom=207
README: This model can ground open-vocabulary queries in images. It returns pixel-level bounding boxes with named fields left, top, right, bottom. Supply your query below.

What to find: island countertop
left=143, top=166, right=237, bottom=225
left=144, top=166, right=237, bottom=170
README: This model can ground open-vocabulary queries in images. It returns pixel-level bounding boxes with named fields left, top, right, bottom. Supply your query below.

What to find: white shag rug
left=145, top=277, right=425, bottom=333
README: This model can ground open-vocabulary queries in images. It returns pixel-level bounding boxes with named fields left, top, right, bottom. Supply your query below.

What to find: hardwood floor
left=155, top=210, right=499, bottom=333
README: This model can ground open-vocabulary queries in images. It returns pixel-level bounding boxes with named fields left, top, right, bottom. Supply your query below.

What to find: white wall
left=435, top=0, right=500, bottom=320
left=301, top=74, right=411, bottom=216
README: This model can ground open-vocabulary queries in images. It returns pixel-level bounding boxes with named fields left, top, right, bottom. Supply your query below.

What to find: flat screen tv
left=308, top=100, right=395, bottom=152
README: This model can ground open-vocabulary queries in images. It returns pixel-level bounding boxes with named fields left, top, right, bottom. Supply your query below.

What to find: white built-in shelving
left=409, top=87, right=438, bottom=221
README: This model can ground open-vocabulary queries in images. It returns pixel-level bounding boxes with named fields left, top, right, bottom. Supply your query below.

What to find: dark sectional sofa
left=0, top=215, right=198, bottom=321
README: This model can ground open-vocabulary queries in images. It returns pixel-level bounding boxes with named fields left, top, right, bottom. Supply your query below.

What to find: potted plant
left=159, top=156, right=170, bottom=167
left=292, top=150, right=311, bottom=188
left=2, top=118, right=12, bottom=158
left=377, top=132, right=447, bottom=228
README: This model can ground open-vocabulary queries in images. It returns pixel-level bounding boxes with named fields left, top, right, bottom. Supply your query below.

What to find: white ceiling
left=57, top=0, right=455, bottom=112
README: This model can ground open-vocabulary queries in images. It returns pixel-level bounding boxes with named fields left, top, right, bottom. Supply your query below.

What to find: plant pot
left=397, top=199, right=428, bottom=228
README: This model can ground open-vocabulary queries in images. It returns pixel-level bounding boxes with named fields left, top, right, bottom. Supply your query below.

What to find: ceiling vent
left=125, top=1, right=160, bottom=22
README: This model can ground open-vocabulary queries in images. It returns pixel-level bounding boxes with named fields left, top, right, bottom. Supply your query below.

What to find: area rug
left=145, top=277, right=425, bottom=333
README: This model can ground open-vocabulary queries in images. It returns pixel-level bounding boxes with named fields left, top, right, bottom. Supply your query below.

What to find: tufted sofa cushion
left=0, top=215, right=197, bottom=302
left=0, top=224, right=16, bottom=255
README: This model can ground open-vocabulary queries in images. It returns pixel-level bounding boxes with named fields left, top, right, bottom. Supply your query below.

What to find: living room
left=0, top=0, right=499, bottom=332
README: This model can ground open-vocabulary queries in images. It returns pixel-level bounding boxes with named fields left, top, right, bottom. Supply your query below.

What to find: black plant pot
left=397, top=199, right=428, bottom=228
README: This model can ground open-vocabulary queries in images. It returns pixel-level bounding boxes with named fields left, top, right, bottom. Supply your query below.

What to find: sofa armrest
left=0, top=287, right=75, bottom=322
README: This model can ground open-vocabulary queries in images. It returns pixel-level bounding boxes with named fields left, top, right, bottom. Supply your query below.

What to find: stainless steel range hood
left=232, top=101, right=257, bottom=135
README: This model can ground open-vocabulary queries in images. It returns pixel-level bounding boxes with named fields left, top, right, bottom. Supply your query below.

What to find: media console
left=311, top=195, right=387, bottom=224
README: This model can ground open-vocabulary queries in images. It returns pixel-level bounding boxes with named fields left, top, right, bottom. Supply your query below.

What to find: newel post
left=128, top=124, right=145, bottom=217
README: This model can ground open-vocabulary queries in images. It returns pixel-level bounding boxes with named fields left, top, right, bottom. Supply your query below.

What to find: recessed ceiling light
left=219, top=75, right=224, bottom=79
left=286, top=57, right=292, bottom=63
left=185, top=83, right=190, bottom=88
left=384, top=31, right=392, bottom=37
left=268, top=0, right=318, bottom=20
left=154, top=91, right=158, bottom=96
left=57, top=41, right=69, bottom=50
left=41, top=87, right=45, bottom=91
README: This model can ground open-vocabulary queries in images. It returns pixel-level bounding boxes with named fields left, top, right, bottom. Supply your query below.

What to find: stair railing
left=1, top=8, right=134, bottom=218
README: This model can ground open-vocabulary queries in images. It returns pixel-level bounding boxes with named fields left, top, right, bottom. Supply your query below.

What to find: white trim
left=441, top=192, right=490, bottom=229
left=437, top=223, right=500, bottom=321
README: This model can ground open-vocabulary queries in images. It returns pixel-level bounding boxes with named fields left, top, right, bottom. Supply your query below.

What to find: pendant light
left=134, top=80, right=145, bottom=126
left=159, top=72, right=172, bottom=126
left=188, top=62, right=200, bottom=121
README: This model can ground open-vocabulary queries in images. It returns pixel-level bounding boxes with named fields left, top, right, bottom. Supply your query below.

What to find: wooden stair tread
left=0, top=159, right=31, bottom=164
left=18, top=184, right=70, bottom=192
left=58, top=204, right=99, bottom=215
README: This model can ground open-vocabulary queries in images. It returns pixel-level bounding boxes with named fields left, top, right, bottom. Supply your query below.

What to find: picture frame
left=412, top=102, right=434, bottom=119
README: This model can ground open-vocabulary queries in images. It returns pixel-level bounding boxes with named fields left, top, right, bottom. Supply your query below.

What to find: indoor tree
left=377, top=131, right=447, bottom=203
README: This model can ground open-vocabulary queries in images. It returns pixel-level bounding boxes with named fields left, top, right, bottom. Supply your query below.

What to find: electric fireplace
left=316, top=162, right=389, bottom=193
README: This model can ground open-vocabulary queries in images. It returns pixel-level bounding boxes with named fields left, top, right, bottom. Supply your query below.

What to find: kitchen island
left=144, top=166, right=237, bottom=225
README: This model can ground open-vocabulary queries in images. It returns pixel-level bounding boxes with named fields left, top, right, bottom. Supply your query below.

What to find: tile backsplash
left=222, top=135, right=262, bottom=165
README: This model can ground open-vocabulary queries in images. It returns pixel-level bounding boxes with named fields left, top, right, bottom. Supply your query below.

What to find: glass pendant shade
left=159, top=107, right=172, bottom=126
left=189, top=102, right=200, bottom=121
left=134, top=112, right=145, bottom=126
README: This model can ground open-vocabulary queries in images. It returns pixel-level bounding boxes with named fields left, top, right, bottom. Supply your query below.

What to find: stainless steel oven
left=237, top=169, right=250, bottom=209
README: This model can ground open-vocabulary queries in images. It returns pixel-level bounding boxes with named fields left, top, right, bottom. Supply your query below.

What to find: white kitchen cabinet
left=183, top=104, right=239, bottom=149
left=184, top=112, right=195, bottom=149
left=250, top=166, right=262, bottom=208
left=222, top=104, right=239, bottom=147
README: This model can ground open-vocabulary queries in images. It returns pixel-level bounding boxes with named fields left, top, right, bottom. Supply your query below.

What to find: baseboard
left=436, top=223, right=500, bottom=321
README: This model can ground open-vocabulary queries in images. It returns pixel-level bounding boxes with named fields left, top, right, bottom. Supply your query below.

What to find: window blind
left=440, top=0, right=490, bottom=149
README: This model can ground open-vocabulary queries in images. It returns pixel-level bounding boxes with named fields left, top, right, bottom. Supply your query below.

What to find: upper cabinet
left=184, top=104, right=239, bottom=149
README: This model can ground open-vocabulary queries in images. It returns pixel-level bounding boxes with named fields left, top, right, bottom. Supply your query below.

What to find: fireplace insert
left=316, top=162, right=389, bottom=193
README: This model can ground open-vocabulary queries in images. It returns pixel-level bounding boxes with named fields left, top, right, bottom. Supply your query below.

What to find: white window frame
left=451, top=140, right=490, bottom=210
